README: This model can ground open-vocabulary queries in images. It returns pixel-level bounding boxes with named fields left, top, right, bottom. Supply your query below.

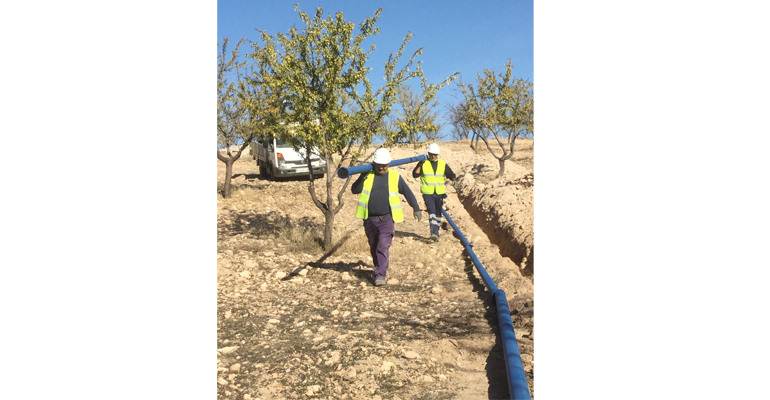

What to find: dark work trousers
left=422, top=194, right=444, bottom=237
left=363, top=214, right=395, bottom=280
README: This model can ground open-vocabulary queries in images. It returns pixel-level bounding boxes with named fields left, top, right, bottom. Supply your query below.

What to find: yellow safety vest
left=355, top=169, right=404, bottom=222
left=420, top=160, right=446, bottom=195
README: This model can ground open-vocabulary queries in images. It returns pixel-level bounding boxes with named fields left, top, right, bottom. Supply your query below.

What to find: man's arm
left=444, top=164, right=457, bottom=181
left=351, top=171, right=370, bottom=194
left=398, top=176, right=420, bottom=211
left=412, top=160, right=424, bottom=179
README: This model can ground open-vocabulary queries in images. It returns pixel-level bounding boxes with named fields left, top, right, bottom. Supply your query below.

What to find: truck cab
left=250, top=137, right=326, bottom=180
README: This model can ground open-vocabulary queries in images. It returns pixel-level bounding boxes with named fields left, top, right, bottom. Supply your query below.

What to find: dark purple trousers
left=363, top=214, right=395, bottom=280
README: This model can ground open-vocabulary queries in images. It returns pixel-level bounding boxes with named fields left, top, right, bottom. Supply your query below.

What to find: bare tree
left=445, top=101, right=471, bottom=141
left=216, top=37, right=249, bottom=199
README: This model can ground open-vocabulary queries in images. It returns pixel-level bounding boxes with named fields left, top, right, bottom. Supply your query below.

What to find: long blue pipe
left=441, top=208, right=498, bottom=294
left=336, top=154, right=427, bottom=179
left=441, top=208, right=531, bottom=400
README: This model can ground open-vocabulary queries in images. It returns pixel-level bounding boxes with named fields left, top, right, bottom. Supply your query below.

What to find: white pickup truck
left=249, top=137, right=326, bottom=180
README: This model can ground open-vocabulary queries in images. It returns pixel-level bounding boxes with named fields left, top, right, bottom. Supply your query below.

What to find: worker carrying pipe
left=412, top=143, right=458, bottom=242
left=350, top=148, right=422, bottom=286
left=336, top=153, right=427, bottom=179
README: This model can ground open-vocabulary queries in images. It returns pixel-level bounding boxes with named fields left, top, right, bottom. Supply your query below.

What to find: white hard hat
left=372, top=148, right=392, bottom=164
left=427, top=143, right=440, bottom=154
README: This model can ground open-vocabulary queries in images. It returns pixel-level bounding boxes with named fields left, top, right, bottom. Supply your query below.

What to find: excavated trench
left=455, top=182, right=534, bottom=281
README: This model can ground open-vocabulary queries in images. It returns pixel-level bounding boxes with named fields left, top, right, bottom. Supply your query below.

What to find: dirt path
left=217, top=139, right=534, bottom=399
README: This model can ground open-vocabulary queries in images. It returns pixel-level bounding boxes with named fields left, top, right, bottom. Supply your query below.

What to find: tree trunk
left=323, top=168, right=336, bottom=249
left=308, top=159, right=339, bottom=250
left=323, top=209, right=334, bottom=249
left=223, top=160, right=234, bottom=198
left=497, top=157, right=506, bottom=179
left=218, top=146, right=246, bottom=199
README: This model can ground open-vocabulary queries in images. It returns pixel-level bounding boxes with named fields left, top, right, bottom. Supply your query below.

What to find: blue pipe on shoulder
left=336, top=154, right=427, bottom=179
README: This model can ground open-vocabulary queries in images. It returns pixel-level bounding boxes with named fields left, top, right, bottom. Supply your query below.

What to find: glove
left=453, top=180, right=459, bottom=190
left=414, top=210, right=422, bottom=222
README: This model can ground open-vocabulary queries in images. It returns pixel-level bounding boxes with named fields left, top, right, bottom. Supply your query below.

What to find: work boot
left=375, top=279, right=386, bottom=286
left=430, top=234, right=439, bottom=242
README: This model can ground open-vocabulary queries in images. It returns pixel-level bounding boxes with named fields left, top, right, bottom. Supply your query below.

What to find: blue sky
left=217, top=0, right=533, bottom=139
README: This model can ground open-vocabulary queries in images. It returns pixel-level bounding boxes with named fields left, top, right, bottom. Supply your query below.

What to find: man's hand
left=414, top=210, right=422, bottom=222
left=452, top=180, right=459, bottom=190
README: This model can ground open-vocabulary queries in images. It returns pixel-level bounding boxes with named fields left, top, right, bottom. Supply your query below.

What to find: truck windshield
left=275, top=139, right=290, bottom=147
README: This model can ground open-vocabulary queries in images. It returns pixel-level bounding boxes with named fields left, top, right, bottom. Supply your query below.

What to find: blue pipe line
left=441, top=208, right=531, bottom=400
left=336, top=154, right=427, bottom=179
left=440, top=208, right=498, bottom=294
left=495, top=290, right=532, bottom=400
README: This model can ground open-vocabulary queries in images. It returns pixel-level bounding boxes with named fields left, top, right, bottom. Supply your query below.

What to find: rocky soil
left=217, top=139, right=534, bottom=399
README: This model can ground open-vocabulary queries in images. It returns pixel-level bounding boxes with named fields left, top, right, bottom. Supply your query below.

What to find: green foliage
left=250, top=6, right=457, bottom=165
left=385, top=63, right=458, bottom=147
left=250, top=5, right=385, bottom=163
left=386, top=82, right=448, bottom=147
left=218, top=37, right=288, bottom=198
left=218, top=37, right=284, bottom=153
left=456, top=60, right=534, bottom=142
left=455, top=60, right=534, bottom=177
left=244, top=6, right=454, bottom=247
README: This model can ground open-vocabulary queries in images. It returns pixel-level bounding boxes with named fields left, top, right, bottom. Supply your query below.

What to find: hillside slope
left=217, top=139, right=535, bottom=399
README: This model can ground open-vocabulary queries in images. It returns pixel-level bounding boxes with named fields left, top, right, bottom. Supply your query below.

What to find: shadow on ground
left=460, top=257, right=511, bottom=400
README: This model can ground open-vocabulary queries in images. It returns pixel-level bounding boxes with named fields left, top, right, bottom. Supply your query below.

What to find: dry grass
left=240, top=215, right=372, bottom=256
left=513, top=138, right=534, bottom=166
left=217, top=183, right=263, bottom=199
left=330, top=227, right=369, bottom=254
left=279, top=225, right=324, bottom=253
left=246, top=214, right=325, bottom=253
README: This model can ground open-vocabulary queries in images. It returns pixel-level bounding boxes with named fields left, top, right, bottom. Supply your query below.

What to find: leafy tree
left=457, top=60, right=534, bottom=178
left=217, top=37, right=284, bottom=198
left=521, top=83, right=534, bottom=138
left=251, top=6, right=455, bottom=249
left=386, top=79, right=451, bottom=147
left=494, top=74, right=533, bottom=144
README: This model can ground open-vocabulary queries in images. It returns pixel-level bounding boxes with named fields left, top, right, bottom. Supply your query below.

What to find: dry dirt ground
left=217, top=139, right=534, bottom=400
